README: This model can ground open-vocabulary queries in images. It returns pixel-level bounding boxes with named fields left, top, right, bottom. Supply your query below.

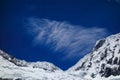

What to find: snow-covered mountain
left=68, top=33, right=120, bottom=80
left=1, top=33, right=120, bottom=80
left=0, top=50, right=61, bottom=72
left=0, top=50, right=81, bottom=80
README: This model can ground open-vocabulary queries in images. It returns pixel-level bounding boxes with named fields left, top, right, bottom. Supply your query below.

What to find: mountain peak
left=94, top=33, right=120, bottom=51
left=68, top=33, right=120, bottom=79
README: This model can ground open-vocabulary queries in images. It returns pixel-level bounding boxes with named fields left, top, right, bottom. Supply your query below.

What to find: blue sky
left=0, top=0, right=120, bottom=70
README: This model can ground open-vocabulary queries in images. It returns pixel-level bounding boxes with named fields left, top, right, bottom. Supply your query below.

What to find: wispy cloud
left=26, top=18, right=108, bottom=59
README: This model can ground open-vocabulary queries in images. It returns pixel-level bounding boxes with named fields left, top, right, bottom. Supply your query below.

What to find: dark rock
left=94, top=39, right=105, bottom=51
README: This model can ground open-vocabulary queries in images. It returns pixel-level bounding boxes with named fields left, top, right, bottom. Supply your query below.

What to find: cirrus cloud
left=26, top=18, right=108, bottom=59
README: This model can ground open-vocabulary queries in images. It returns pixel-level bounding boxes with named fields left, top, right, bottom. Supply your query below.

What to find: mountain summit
left=1, top=33, right=120, bottom=80
left=68, top=33, right=120, bottom=79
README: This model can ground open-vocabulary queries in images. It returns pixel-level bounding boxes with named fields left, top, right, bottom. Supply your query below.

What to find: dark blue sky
left=0, top=0, right=120, bottom=70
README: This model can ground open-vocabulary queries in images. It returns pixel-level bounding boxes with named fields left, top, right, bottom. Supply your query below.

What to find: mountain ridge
left=0, top=49, right=62, bottom=72
left=68, top=33, right=120, bottom=79
left=1, top=33, right=120, bottom=80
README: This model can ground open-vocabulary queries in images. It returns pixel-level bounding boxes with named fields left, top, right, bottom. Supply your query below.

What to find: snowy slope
left=1, top=33, right=120, bottom=80
left=0, top=50, right=81, bottom=80
left=68, top=33, right=120, bottom=79
left=0, top=50, right=61, bottom=72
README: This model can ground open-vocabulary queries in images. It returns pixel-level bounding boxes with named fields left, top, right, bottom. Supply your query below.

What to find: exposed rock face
left=68, top=33, right=120, bottom=78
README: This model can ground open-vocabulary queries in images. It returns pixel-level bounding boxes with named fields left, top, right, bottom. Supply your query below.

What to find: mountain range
left=0, top=33, right=120, bottom=80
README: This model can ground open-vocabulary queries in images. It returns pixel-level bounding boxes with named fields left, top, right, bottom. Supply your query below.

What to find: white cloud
left=27, top=18, right=108, bottom=59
